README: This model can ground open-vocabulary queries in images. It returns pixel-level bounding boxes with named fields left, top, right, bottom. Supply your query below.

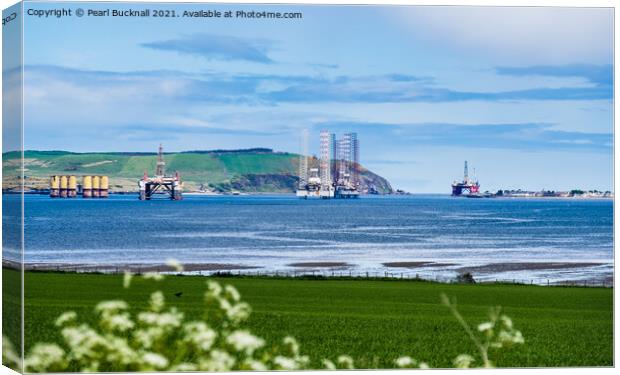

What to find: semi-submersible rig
left=138, top=144, right=183, bottom=200
left=296, top=129, right=360, bottom=199
left=451, top=161, right=480, bottom=196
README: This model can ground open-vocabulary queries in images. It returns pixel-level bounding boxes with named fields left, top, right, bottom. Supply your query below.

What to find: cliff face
left=3, top=149, right=394, bottom=194
left=357, top=167, right=394, bottom=195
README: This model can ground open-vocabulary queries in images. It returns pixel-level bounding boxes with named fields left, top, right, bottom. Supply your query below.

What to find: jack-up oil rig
left=138, top=144, right=183, bottom=200
left=296, top=129, right=360, bottom=199
left=451, top=161, right=480, bottom=196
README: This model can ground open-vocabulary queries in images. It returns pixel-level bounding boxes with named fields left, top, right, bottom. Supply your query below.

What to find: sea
left=2, top=194, right=614, bottom=284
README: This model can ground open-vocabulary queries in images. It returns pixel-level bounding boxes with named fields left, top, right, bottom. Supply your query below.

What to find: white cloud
left=392, top=6, right=613, bottom=65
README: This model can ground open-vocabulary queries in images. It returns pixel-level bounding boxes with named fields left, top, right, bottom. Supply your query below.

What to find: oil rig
left=451, top=161, right=480, bottom=196
left=138, top=144, right=183, bottom=200
left=296, top=129, right=360, bottom=199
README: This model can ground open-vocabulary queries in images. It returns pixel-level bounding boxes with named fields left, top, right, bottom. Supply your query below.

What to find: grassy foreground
left=6, top=269, right=613, bottom=368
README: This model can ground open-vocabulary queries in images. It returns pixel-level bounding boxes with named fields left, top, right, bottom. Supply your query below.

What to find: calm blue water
left=3, top=194, right=614, bottom=282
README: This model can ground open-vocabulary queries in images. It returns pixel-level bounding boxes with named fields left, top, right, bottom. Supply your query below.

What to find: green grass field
left=4, top=269, right=613, bottom=368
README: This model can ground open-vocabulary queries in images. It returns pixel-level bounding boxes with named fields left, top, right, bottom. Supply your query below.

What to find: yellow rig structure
left=50, top=175, right=108, bottom=198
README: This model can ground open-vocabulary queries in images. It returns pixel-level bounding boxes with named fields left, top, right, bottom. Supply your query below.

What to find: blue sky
left=15, top=2, right=613, bottom=192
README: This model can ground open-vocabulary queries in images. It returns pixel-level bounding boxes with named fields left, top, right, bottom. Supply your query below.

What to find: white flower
left=512, top=330, right=524, bottom=344
left=477, top=322, right=494, bottom=332
left=322, top=359, right=336, bottom=370
left=149, top=291, right=165, bottom=312
left=138, top=310, right=183, bottom=329
left=199, top=350, right=235, bottom=371
left=337, top=355, right=354, bottom=369
left=104, top=337, right=138, bottom=365
left=500, top=315, right=513, bottom=329
left=134, top=327, right=164, bottom=349
left=171, top=363, right=198, bottom=371
left=227, top=302, right=251, bottom=323
left=123, top=271, right=133, bottom=289
left=2, top=335, right=20, bottom=369
left=183, top=322, right=217, bottom=351
left=219, top=298, right=232, bottom=312
left=395, top=356, right=415, bottom=368
left=297, top=354, right=310, bottom=367
left=419, top=362, right=430, bottom=369
left=55, top=311, right=77, bottom=327
left=454, top=354, right=475, bottom=368
left=244, top=359, right=268, bottom=371
left=494, top=328, right=524, bottom=348
left=60, top=324, right=106, bottom=360
left=95, top=300, right=127, bottom=313
left=227, top=330, right=265, bottom=355
left=274, top=355, right=298, bottom=370
left=283, top=336, right=300, bottom=355
left=24, top=343, right=66, bottom=372
left=206, top=281, right=222, bottom=297
left=224, top=285, right=241, bottom=302
left=105, top=312, right=135, bottom=332
left=141, top=352, right=169, bottom=369
left=143, top=272, right=164, bottom=281
left=166, top=258, right=184, bottom=272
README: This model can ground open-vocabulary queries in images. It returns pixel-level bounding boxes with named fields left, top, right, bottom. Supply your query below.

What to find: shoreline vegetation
left=3, top=190, right=614, bottom=200
left=3, top=268, right=613, bottom=368
left=3, top=261, right=613, bottom=287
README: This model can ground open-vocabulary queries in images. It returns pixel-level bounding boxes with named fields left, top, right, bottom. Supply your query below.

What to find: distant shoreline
left=4, top=259, right=613, bottom=286
left=4, top=191, right=615, bottom=200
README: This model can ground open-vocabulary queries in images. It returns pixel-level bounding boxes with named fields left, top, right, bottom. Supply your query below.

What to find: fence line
left=14, top=264, right=609, bottom=288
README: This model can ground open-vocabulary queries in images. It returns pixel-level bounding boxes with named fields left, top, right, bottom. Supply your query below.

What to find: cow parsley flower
left=200, top=349, right=235, bottom=371
left=207, top=280, right=223, bottom=297
left=143, top=272, right=164, bottom=281
left=123, top=271, right=133, bottom=289
left=227, top=330, right=265, bottom=355
left=183, top=322, right=217, bottom=351
left=322, top=359, right=336, bottom=370
left=477, top=322, right=494, bottom=332
left=105, top=312, right=135, bottom=332
left=395, top=356, right=416, bottom=368
left=55, top=311, right=77, bottom=327
left=224, top=285, right=241, bottom=302
left=337, top=355, right=354, bottom=369
left=227, top=302, right=251, bottom=324
left=141, top=352, right=169, bottom=369
left=95, top=300, right=127, bottom=313
left=454, top=354, right=475, bottom=368
left=274, top=355, right=298, bottom=370
left=24, top=344, right=66, bottom=372
left=243, top=359, right=268, bottom=371
left=283, top=336, right=300, bottom=355
left=2, top=335, right=21, bottom=370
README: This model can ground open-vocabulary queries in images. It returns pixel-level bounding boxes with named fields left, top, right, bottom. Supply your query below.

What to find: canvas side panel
left=2, top=1, right=24, bottom=372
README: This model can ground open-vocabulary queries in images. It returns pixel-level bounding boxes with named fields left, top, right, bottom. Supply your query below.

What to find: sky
left=9, top=2, right=614, bottom=192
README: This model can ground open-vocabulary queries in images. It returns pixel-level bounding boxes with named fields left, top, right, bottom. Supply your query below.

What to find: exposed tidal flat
left=5, top=193, right=613, bottom=284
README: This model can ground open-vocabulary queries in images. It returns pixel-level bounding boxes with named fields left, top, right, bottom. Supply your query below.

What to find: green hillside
left=2, top=149, right=393, bottom=194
